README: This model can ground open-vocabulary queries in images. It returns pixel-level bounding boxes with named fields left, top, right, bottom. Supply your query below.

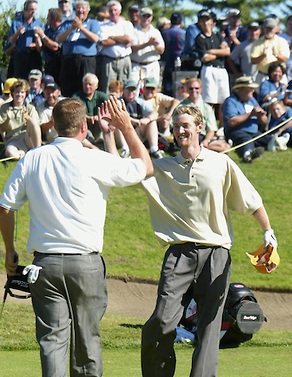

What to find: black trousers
left=59, top=55, right=96, bottom=97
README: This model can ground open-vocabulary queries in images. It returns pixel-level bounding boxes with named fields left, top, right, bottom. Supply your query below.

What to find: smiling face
left=173, top=113, right=202, bottom=149
left=270, top=102, right=285, bottom=119
left=270, top=67, right=284, bottom=83
left=75, top=3, right=90, bottom=21
left=12, top=87, right=27, bottom=106
left=186, top=79, right=202, bottom=102
left=109, top=4, right=122, bottom=23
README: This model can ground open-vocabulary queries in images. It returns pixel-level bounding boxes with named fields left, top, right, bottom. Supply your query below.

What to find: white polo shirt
left=0, top=138, right=146, bottom=254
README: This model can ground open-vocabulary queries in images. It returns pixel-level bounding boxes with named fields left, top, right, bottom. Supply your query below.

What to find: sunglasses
left=142, top=14, right=152, bottom=18
left=188, top=87, right=201, bottom=90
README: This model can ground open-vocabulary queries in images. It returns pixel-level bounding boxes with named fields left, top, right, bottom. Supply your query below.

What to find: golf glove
left=264, top=229, right=278, bottom=249
left=22, top=265, right=42, bottom=284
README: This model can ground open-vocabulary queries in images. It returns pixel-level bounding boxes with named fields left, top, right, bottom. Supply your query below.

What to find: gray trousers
left=141, top=243, right=231, bottom=377
left=30, top=252, right=108, bottom=377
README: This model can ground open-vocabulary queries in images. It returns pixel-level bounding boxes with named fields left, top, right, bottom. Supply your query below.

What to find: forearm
left=122, top=126, right=153, bottom=176
left=252, top=206, right=272, bottom=231
left=0, top=117, right=10, bottom=132
left=0, top=206, right=18, bottom=275
left=228, top=113, right=251, bottom=127
left=80, top=25, right=99, bottom=43
left=57, top=27, right=74, bottom=43
left=103, top=131, right=119, bottom=155
left=207, top=48, right=230, bottom=57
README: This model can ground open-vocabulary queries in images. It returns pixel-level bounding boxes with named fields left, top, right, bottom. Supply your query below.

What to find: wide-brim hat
left=3, top=78, right=17, bottom=94
left=232, top=76, right=258, bottom=91
left=246, top=244, right=280, bottom=274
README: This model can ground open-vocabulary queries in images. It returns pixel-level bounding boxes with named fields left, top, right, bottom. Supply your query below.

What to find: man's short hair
left=107, top=1, right=122, bottom=10
left=82, top=73, right=99, bottom=85
left=53, top=98, right=87, bottom=137
left=48, top=8, right=63, bottom=22
left=75, top=0, right=90, bottom=11
left=172, top=105, right=203, bottom=125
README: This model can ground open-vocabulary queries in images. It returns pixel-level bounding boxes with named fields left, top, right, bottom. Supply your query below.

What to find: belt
left=63, top=54, right=95, bottom=59
left=132, top=60, right=156, bottom=65
left=206, top=64, right=224, bottom=68
left=102, top=55, right=128, bottom=60
left=34, top=251, right=99, bottom=256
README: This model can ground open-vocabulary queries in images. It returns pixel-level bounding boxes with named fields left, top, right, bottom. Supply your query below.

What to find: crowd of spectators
left=1, top=0, right=292, bottom=162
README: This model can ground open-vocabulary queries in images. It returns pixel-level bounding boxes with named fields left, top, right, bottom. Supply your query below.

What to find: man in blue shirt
left=223, top=76, right=271, bottom=162
left=7, top=0, right=44, bottom=79
left=161, top=12, right=186, bottom=96
left=57, top=0, right=100, bottom=97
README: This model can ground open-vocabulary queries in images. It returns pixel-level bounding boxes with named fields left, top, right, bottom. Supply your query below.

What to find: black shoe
left=251, top=147, right=264, bottom=160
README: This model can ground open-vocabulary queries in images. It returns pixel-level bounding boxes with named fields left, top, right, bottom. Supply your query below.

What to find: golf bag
left=179, top=282, right=265, bottom=347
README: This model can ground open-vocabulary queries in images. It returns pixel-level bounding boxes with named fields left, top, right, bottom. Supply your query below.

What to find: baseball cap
left=28, top=69, right=42, bottom=79
left=171, top=12, right=183, bottom=25
left=44, top=81, right=59, bottom=90
left=141, top=7, right=153, bottom=16
left=41, top=74, right=55, bottom=85
left=227, top=9, right=240, bottom=17
left=197, top=8, right=216, bottom=21
left=144, top=77, right=158, bottom=88
left=248, top=21, right=260, bottom=29
left=263, top=17, right=277, bottom=29
left=157, top=16, right=171, bottom=29
left=246, top=244, right=280, bottom=274
left=128, top=4, right=140, bottom=12
left=124, top=79, right=138, bottom=89
left=232, top=76, right=258, bottom=91
left=3, top=78, right=17, bottom=94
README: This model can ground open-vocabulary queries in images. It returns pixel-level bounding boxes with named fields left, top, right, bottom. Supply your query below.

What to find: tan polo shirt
left=141, top=148, right=263, bottom=248
left=251, top=34, right=290, bottom=74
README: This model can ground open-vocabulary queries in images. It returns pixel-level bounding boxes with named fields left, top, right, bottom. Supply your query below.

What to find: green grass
left=0, top=303, right=292, bottom=376
left=1, top=149, right=292, bottom=290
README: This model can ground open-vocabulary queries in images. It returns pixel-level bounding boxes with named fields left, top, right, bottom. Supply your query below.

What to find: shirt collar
left=175, top=147, right=207, bottom=165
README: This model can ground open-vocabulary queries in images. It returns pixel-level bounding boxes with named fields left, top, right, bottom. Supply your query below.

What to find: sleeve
left=0, top=159, right=27, bottom=211
left=194, top=34, right=206, bottom=59
left=226, top=157, right=263, bottom=214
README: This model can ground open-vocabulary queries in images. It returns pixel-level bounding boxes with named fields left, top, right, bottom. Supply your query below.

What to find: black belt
left=102, top=55, right=128, bottom=60
left=34, top=251, right=99, bottom=256
left=63, top=54, right=95, bottom=59
left=132, top=60, right=156, bottom=65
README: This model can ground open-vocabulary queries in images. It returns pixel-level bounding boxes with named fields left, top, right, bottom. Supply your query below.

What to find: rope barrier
left=221, top=116, right=292, bottom=154
left=0, top=156, right=18, bottom=163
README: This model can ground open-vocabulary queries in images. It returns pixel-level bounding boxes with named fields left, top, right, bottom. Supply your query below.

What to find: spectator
left=131, top=7, right=165, bottom=89
left=58, top=0, right=75, bottom=22
left=36, top=81, right=61, bottom=143
left=128, top=4, right=141, bottom=27
left=195, top=8, right=230, bottom=127
left=73, top=73, right=108, bottom=142
left=0, top=96, right=153, bottom=377
left=141, top=77, right=180, bottom=137
left=223, top=9, right=248, bottom=51
left=228, top=21, right=261, bottom=81
left=251, top=17, right=290, bottom=86
left=161, top=12, right=186, bottom=96
left=119, top=79, right=163, bottom=159
left=267, top=99, right=291, bottom=151
left=108, top=79, right=123, bottom=98
left=181, top=13, right=201, bottom=71
left=280, top=15, right=292, bottom=82
left=26, top=69, right=44, bottom=106
left=98, top=1, right=134, bottom=93
left=0, top=79, right=41, bottom=159
left=57, top=0, right=100, bottom=97
left=0, top=78, right=17, bottom=107
left=7, top=0, right=44, bottom=79
left=180, top=77, right=230, bottom=152
left=34, top=8, right=63, bottom=85
left=222, top=76, right=271, bottom=163
left=156, top=17, right=171, bottom=32
left=96, top=4, right=110, bottom=24
left=258, top=62, right=287, bottom=105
